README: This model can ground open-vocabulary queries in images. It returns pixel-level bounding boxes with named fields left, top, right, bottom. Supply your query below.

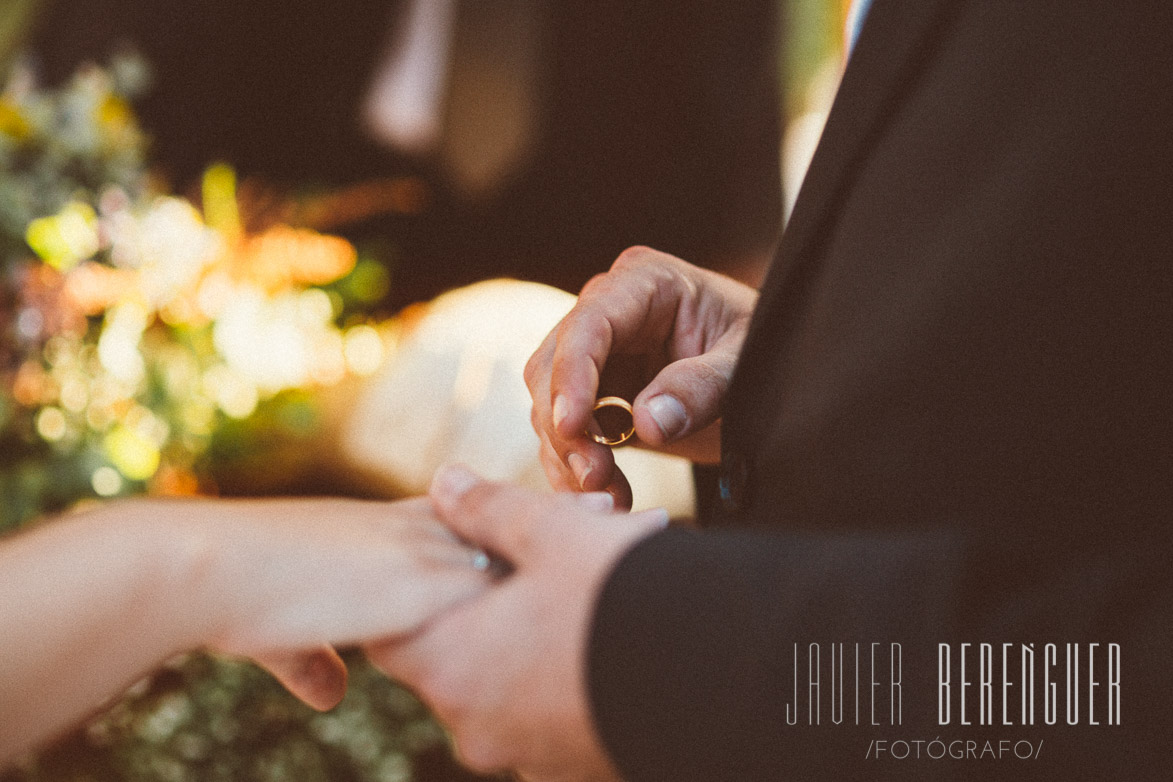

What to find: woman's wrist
left=85, top=499, right=235, bottom=653
left=0, top=499, right=248, bottom=759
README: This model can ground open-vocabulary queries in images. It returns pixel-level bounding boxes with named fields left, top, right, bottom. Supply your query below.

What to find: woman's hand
left=199, top=497, right=488, bottom=655
left=0, top=497, right=490, bottom=760
left=183, top=497, right=492, bottom=709
left=525, top=247, right=758, bottom=508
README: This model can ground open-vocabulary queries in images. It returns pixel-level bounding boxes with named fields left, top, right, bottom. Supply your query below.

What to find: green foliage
left=0, top=652, right=446, bottom=782
left=783, top=0, right=846, bottom=118
left=0, top=0, right=39, bottom=74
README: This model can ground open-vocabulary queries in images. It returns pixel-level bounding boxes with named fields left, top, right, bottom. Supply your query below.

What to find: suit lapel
left=788, top=1, right=960, bottom=252
left=752, top=0, right=961, bottom=331
left=725, top=0, right=961, bottom=424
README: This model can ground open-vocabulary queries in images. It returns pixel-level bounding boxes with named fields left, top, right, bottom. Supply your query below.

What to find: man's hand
left=366, top=465, right=668, bottom=780
left=525, top=246, right=757, bottom=508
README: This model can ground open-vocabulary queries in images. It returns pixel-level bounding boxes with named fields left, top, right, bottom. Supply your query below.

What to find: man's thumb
left=429, top=465, right=531, bottom=563
left=633, top=353, right=734, bottom=447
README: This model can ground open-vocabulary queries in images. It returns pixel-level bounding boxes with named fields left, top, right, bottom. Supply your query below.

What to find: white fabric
left=364, top=0, right=458, bottom=154
left=341, top=280, right=697, bottom=517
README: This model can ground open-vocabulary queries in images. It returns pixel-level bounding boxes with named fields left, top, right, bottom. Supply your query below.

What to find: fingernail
left=634, top=507, right=671, bottom=529
left=567, top=452, right=592, bottom=488
left=575, top=491, right=614, bottom=512
left=432, top=464, right=479, bottom=500
left=553, top=395, right=571, bottom=433
left=646, top=395, right=688, bottom=441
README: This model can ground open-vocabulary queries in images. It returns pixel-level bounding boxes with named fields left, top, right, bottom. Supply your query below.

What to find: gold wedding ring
left=588, top=396, right=636, bottom=446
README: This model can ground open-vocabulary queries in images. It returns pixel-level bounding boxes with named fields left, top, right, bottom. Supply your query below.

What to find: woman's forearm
left=0, top=502, right=218, bottom=760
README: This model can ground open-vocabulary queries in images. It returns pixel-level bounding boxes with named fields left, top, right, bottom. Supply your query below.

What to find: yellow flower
left=103, top=424, right=161, bottom=482
left=0, top=98, right=30, bottom=140
left=26, top=202, right=101, bottom=271
left=95, top=94, right=139, bottom=146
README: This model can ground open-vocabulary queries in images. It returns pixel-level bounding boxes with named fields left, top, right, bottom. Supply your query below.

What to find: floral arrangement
left=0, top=55, right=459, bottom=782
left=0, top=55, right=394, bottom=530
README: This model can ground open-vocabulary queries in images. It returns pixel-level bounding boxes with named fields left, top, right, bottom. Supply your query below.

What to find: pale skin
left=524, top=246, right=758, bottom=507
left=369, top=469, right=669, bottom=781
left=0, top=496, right=491, bottom=763
left=372, top=247, right=756, bottom=780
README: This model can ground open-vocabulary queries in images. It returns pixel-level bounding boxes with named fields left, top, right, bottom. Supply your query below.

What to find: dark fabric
left=28, top=0, right=781, bottom=308
left=589, top=2, right=1173, bottom=779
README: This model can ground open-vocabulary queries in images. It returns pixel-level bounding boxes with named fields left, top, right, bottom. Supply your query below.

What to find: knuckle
left=692, top=356, right=733, bottom=399
left=555, top=310, right=611, bottom=359
left=579, top=271, right=611, bottom=298
left=456, top=481, right=497, bottom=517
left=523, top=346, right=550, bottom=392
left=572, top=272, right=609, bottom=302
left=613, top=245, right=654, bottom=271
left=576, top=314, right=612, bottom=352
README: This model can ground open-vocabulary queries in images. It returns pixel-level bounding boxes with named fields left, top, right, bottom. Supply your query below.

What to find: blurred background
left=0, top=1, right=852, bottom=779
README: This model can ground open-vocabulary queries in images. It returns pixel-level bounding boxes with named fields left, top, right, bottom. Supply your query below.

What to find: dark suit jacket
left=589, top=3, right=1173, bottom=780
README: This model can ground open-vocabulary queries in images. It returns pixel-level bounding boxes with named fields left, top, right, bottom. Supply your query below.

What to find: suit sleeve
left=586, top=525, right=1171, bottom=781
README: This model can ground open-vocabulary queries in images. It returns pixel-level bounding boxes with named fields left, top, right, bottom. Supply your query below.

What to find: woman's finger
left=253, top=646, right=348, bottom=711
